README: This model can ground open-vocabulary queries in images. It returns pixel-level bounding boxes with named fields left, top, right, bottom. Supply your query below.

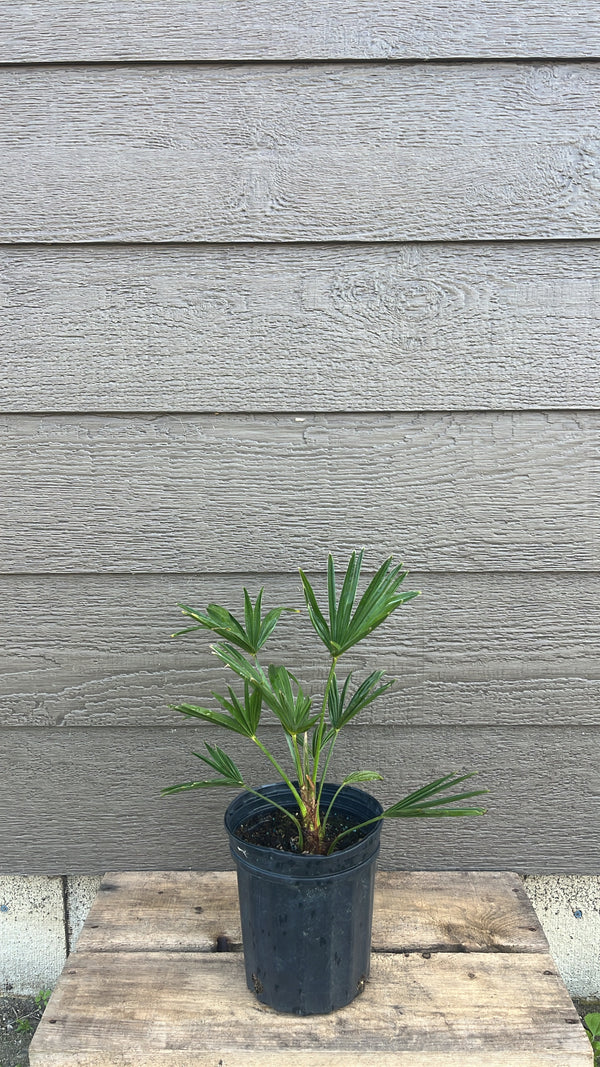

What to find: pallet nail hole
left=214, top=934, right=233, bottom=952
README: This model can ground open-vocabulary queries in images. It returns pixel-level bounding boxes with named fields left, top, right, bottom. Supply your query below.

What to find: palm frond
left=383, top=772, right=488, bottom=819
left=300, top=551, right=419, bottom=656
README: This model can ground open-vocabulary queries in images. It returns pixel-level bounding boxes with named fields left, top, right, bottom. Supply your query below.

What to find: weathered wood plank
left=3, top=242, right=600, bottom=411
left=29, top=950, right=590, bottom=1065
left=1, top=726, right=598, bottom=874
left=373, top=871, right=547, bottom=953
left=4, top=2, right=600, bottom=61
left=76, top=870, right=547, bottom=954
left=3, top=63, right=600, bottom=241
left=2, top=413, right=598, bottom=572
left=4, top=573, right=600, bottom=728
left=27, top=1050, right=593, bottom=1067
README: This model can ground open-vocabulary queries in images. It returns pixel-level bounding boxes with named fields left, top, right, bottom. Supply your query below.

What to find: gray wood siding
left=2, top=726, right=597, bottom=874
left=3, top=63, right=600, bottom=242
left=1, top=6, right=598, bottom=874
left=3, top=2, right=600, bottom=61
left=3, top=574, right=599, bottom=728
left=3, top=243, right=600, bottom=412
left=2, top=413, right=598, bottom=572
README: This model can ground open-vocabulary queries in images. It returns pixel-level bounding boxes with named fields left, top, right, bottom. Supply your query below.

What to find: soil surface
left=235, top=806, right=368, bottom=853
left=0, top=995, right=46, bottom=1067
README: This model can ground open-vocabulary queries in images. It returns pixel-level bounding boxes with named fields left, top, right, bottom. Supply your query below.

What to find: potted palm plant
left=164, top=550, right=487, bottom=1015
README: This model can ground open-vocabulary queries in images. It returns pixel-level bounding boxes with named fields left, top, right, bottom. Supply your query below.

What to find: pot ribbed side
left=224, top=783, right=383, bottom=1015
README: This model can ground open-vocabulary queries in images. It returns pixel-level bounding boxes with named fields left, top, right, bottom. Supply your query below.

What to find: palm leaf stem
left=321, top=775, right=349, bottom=834
left=244, top=786, right=305, bottom=851
left=311, top=656, right=338, bottom=788
left=291, top=733, right=305, bottom=786
left=316, top=729, right=340, bottom=810
left=251, top=735, right=306, bottom=816
left=326, top=814, right=382, bottom=855
left=302, top=731, right=311, bottom=779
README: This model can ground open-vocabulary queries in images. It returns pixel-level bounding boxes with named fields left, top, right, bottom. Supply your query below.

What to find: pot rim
left=224, top=780, right=383, bottom=863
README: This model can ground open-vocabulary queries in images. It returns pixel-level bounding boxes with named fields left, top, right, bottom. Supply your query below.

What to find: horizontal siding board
left=3, top=242, right=600, bottom=411
left=3, top=573, right=600, bottom=728
left=1, top=413, right=598, bottom=572
left=0, top=725, right=597, bottom=873
left=3, top=2, right=600, bottom=61
left=2, top=63, right=600, bottom=241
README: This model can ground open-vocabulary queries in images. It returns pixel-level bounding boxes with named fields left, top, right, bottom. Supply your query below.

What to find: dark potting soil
left=234, top=807, right=368, bottom=854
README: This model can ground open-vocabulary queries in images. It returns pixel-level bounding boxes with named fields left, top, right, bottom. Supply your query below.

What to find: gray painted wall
left=1, top=4, right=598, bottom=874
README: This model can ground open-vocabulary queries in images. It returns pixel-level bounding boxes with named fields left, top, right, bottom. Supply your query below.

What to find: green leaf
left=194, top=742, right=245, bottom=786
left=161, top=778, right=236, bottom=795
left=174, top=602, right=252, bottom=651
left=312, top=725, right=336, bottom=759
left=339, top=770, right=384, bottom=785
left=327, top=554, right=337, bottom=632
left=334, top=550, right=363, bottom=640
left=171, top=701, right=251, bottom=737
left=162, top=742, right=244, bottom=795
left=584, top=1013, right=600, bottom=1042
left=300, top=552, right=419, bottom=656
left=383, top=772, right=488, bottom=819
left=259, top=606, right=289, bottom=647
left=299, top=569, right=332, bottom=647
left=266, top=664, right=318, bottom=734
left=212, top=643, right=318, bottom=736
left=328, top=670, right=394, bottom=729
left=243, top=587, right=257, bottom=648
left=174, top=591, right=292, bottom=655
left=212, top=642, right=270, bottom=689
left=210, top=683, right=262, bottom=737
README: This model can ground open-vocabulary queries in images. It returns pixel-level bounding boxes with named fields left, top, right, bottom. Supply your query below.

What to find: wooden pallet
left=29, top=871, right=592, bottom=1066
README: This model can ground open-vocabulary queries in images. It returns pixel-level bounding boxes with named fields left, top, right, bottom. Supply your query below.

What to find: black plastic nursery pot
left=224, top=782, right=383, bottom=1016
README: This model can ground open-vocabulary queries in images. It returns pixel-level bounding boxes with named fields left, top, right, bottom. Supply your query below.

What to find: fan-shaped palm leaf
left=300, top=551, right=419, bottom=656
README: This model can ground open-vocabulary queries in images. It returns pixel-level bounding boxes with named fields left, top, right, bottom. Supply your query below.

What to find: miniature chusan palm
left=164, top=551, right=487, bottom=854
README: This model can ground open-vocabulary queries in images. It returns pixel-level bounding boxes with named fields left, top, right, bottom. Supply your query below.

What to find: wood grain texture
left=3, top=63, right=600, bottom=241
left=3, top=241, right=600, bottom=411
left=76, top=870, right=547, bottom=954
left=1, top=726, right=598, bottom=873
left=29, top=950, right=590, bottom=1064
left=5, top=2, right=600, bottom=61
left=3, top=572, right=600, bottom=728
left=27, top=1047, right=593, bottom=1067
left=2, top=412, right=598, bottom=572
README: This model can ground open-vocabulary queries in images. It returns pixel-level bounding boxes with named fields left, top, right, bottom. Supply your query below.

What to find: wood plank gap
left=3, top=56, right=600, bottom=71
left=3, top=236, right=600, bottom=250
left=4, top=408, right=600, bottom=418
left=5, top=235, right=600, bottom=249
left=4, top=568, right=600, bottom=578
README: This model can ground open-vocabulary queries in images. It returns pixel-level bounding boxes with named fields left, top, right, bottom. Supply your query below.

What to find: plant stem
left=316, top=729, right=339, bottom=811
left=251, top=735, right=306, bottom=815
left=311, top=656, right=338, bottom=787
left=326, top=813, right=383, bottom=855
left=243, top=786, right=304, bottom=851
left=320, top=771, right=346, bottom=834
left=302, top=731, right=310, bottom=778
left=291, top=733, right=305, bottom=786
